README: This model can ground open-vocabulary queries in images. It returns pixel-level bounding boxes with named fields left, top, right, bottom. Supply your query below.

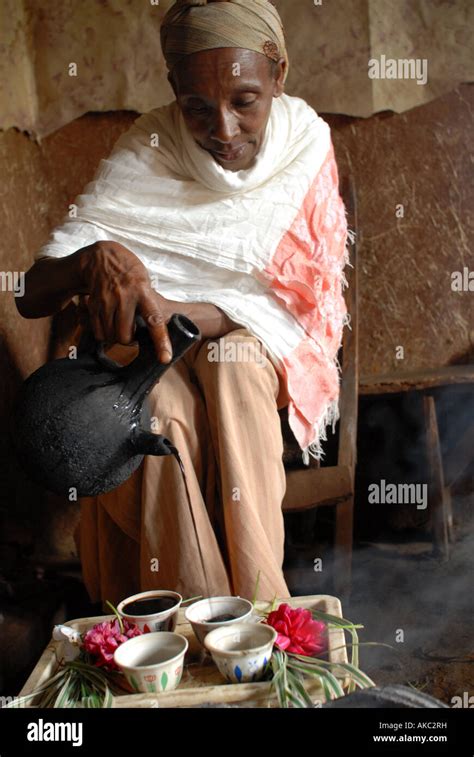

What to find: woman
left=17, top=0, right=348, bottom=604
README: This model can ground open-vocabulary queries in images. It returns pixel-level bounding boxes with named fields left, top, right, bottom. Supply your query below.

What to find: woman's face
left=170, top=48, right=286, bottom=172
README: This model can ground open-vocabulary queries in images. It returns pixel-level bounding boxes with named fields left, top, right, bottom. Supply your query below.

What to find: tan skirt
left=75, top=327, right=291, bottom=607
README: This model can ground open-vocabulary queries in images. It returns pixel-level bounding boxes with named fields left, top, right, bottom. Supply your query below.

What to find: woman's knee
left=198, top=330, right=271, bottom=373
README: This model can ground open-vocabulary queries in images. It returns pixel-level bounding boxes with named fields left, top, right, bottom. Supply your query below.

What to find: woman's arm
left=17, top=241, right=174, bottom=362
left=160, top=297, right=242, bottom=340
left=15, top=250, right=87, bottom=319
left=17, top=240, right=241, bottom=360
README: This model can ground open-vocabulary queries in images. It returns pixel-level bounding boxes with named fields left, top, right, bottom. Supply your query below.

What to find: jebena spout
left=130, top=428, right=175, bottom=456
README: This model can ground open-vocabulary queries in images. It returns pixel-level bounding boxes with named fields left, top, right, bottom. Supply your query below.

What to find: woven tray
left=19, top=594, right=349, bottom=708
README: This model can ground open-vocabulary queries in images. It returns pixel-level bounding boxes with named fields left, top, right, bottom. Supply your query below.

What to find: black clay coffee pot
left=12, top=313, right=201, bottom=497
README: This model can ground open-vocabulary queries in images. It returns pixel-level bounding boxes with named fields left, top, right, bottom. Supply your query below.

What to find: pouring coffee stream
left=12, top=312, right=215, bottom=599
left=170, top=443, right=215, bottom=603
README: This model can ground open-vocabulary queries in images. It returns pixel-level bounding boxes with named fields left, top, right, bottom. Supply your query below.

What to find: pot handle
left=93, top=313, right=201, bottom=371
left=93, top=315, right=152, bottom=372
left=94, top=343, right=129, bottom=372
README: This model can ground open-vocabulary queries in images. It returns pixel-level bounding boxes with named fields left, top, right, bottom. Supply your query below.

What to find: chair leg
left=423, top=396, right=450, bottom=560
left=334, top=495, right=354, bottom=598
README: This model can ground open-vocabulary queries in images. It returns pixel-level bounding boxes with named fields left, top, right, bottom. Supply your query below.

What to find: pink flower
left=82, top=619, right=144, bottom=670
left=264, top=604, right=327, bottom=657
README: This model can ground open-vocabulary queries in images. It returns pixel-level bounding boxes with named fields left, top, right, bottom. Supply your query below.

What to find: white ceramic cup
left=184, top=596, right=254, bottom=646
left=204, top=622, right=277, bottom=683
left=117, top=590, right=182, bottom=632
left=113, top=631, right=188, bottom=693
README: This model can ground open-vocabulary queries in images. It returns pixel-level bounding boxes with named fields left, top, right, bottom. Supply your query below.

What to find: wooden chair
left=280, top=175, right=359, bottom=599
left=360, top=365, right=474, bottom=559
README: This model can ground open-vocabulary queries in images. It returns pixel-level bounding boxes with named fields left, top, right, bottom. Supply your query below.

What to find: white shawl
left=36, top=93, right=349, bottom=463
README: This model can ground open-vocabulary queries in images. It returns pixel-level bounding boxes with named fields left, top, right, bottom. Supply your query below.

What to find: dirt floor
left=283, top=491, right=473, bottom=707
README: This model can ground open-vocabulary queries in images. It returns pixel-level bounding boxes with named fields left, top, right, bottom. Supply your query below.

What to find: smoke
left=284, top=385, right=474, bottom=705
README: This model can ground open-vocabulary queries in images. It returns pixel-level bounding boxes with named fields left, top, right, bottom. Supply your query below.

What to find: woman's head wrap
left=160, top=0, right=288, bottom=82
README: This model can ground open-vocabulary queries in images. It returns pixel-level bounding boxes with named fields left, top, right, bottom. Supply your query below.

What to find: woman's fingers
left=86, top=298, right=106, bottom=343
left=114, top=299, right=138, bottom=346
left=137, top=291, right=173, bottom=363
left=101, top=301, right=117, bottom=344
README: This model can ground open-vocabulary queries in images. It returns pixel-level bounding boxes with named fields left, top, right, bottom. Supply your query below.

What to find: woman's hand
left=78, top=240, right=173, bottom=363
